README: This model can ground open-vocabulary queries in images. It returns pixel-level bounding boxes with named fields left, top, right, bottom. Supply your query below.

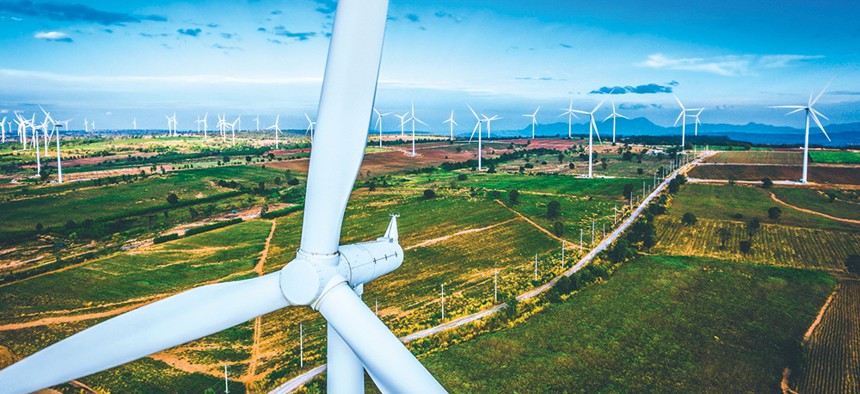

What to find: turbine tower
left=572, top=99, right=606, bottom=178
left=0, top=2, right=446, bottom=393
left=602, top=101, right=627, bottom=143
left=442, top=110, right=457, bottom=141
left=481, top=113, right=500, bottom=139
left=559, top=98, right=580, bottom=138
left=266, top=115, right=281, bottom=149
left=254, top=115, right=261, bottom=132
left=373, top=108, right=391, bottom=148
left=523, top=106, right=540, bottom=139
left=770, top=81, right=833, bottom=183
left=0, top=116, right=6, bottom=143
left=407, top=100, right=428, bottom=157
left=673, top=96, right=701, bottom=152
left=305, top=113, right=316, bottom=139
left=468, top=104, right=484, bottom=171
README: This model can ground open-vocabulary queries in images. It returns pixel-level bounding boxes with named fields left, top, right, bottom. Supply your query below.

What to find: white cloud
left=0, top=69, right=321, bottom=85
left=34, top=31, right=73, bottom=42
left=637, top=53, right=822, bottom=76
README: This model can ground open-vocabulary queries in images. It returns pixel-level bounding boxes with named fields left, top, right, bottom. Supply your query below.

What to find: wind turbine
left=395, top=112, right=409, bottom=137
left=254, top=115, right=261, bottom=132
left=770, top=81, right=833, bottom=183
left=195, top=115, right=202, bottom=134
left=407, top=100, right=428, bottom=156
left=39, top=106, right=56, bottom=155
left=55, top=122, right=63, bottom=183
left=523, top=106, right=540, bottom=139
left=673, top=96, right=701, bottom=152
left=559, top=98, right=580, bottom=138
left=305, top=113, right=316, bottom=139
left=266, top=114, right=281, bottom=149
left=602, top=101, right=627, bottom=143
left=165, top=114, right=174, bottom=137
left=442, top=110, right=457, bottom=141
left=468, top=104, right=484, bottom=170
left=572, top=99, right=606, bottom=178
left=201, top=113, right=209, bottom=138
left=217, top=114, right=227, bottom=142
left=83, top=118, right=89, bottom=134
left=481, top=113, right=500, bottom=139
left=373, top=108, right=391, bottom=148
left=132, top=118, right=137, bottom=131
left=0, top=3, right=446, bottom=393
left=0, top=116, right=6, bottom=143
left=230, top=116, right=239, bottom=146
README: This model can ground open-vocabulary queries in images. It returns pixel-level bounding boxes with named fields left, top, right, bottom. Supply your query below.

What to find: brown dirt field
left=688, top=165, right=860, bottom=185
left=60, top=152, right=161, bottom=167
left=508, top=138, right=584, bottom=150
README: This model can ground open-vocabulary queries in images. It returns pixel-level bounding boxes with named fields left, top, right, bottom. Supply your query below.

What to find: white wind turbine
left=572, top=99, right=606, bottom=178
left=673, top=96, right=701, bottom=152
left=201, top=113, right=209, bottom=138
left=602, top=101, right=627, bottom=143
left=559, top=98, right=580, bottom=138
left=0, top=116, right=6, bottom=143
left=770, top=81, right=833, bottom=184
left=254, top=115, right=261, bottom=132
left=373, top=108, right=391, bottom=148
left=266, top=114, right=281, bottom=149
left=55, top=122, right=63, bottom=183
left=83, top=118, right=89, bottom=134
left=305, top=113, right=316, bottom=139
left=195, top=115, right=202, bottom=134
left=407, top=100, right=428, bottom=156
left=39, top=106, right=56, bottom=155
left=395, top=112, right=409, bottom=137
left=230, top=116, right=240, bottom=146
left=690, top=108, right=703, bottom=136
left=442, top=110, right=457, bottom=141
left=0, top=3, right=446, bottom=392
left=481, top=113, right=500, bottom=139
left=132, top=118, right=137, bottom=130
left=217, top=114, right=227, bottom=142
left=523, top=106, right=540, bottom=139
left=468, top=104, right=484, bottom=170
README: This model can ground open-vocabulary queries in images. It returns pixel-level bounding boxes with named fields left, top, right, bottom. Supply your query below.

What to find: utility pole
left=561, top=239, right=565, bottom=269
left=375, top=299, right=378, bottom=315
left=580, top=228, right=583, bottom=251
left=591, top=220, right=595, bottom=247
left=534, top=254, right=538, bottom=281
left=494, top=269, right=498, bottom=302
left=299, top=322, right=304, bottom=368
left=224, top=364, right=229, bottom=394
left=614, top=205, right=617, bottom=225
left=441, top=284, right=445, bottom=320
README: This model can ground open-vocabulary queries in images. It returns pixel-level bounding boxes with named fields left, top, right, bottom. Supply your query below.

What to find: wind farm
left=0, top=1, right=859, bottom=394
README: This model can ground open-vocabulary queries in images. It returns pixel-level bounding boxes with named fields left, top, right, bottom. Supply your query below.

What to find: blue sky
left=0, top=0, right=858, bottom=132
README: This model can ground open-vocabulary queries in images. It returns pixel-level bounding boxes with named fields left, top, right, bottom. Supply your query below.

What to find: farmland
left=794, top=280, right=860, bottom=393
left=420, top=255, right=834, bottom=393
left=687, top=164, right=860, bottom=184
left=704, top=150, right=803, bottom=165
left=772, top=187, right=860, bottom=221
left=810, top=150, right=860, bottom=164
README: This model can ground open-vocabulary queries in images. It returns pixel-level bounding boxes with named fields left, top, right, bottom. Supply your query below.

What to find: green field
left=687, top=164, right=860, bottom=184
left=810, top=150, right=860, bottom=164
left=421, top=255, right=835, bottom=393
left=772, top=187, right=860, bottom=221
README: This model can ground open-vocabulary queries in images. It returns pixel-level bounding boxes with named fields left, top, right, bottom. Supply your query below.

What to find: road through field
left=770, top=193, right=860, bottom=225
left=269, top=152, right=715, bottom=393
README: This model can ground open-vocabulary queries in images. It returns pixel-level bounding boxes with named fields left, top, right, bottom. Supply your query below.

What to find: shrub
left=153, top=233, right=180, bottom=244
left=739, top=240, right=752, bottom=253
left=423, top=189, right=437, bottom=199
left=845, top=254, right=860, bottom=274
left=457, top=173, right=468, bottom=181
left=622, top=184, right=634, bottom=198
left=509, top=190, right=520, bottom=205
left=668, top=178, right=681, bottom=194
left=746, top=218, right=761, bottom=237
left=504, top=294, right=519, bottom=320
left=681, top=212, right=698, bottom=226
left=768, top=206, right=782, bottom=222
left=547, top=200, right=561, bottom=219
left=287, top=178, right=299, bottom=186
left=552, top=221, right=564, bottom=236
left=761, top=178, right=774, bottom=188
left=184, top=218, right=243, bottom=236
left=166, top=192, right=179, bottom=205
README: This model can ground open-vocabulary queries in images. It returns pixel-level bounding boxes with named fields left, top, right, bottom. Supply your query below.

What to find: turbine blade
left=603, top=113, right=613, bottom=122
left=674, top=95, right=684, bottom=110
left=673, top=111, right=684, bottom=126
left=299, top=0, right=387, bottom=255
left=811, top=108, right=829, bottom=121
left=810, top=78, right=833, bottom=107
left=467, top=104, right=480, bottom=121
left=318, top=282, right=445, bottom=393
left=592, top=98, right=605, bottom=113
left=0, top=274, right=288, bottom=393
left=785, top=108, right=805, bottom=116
left=809, top=112, right=831, bottom=141
left=416, top=118, right=429, bottom=127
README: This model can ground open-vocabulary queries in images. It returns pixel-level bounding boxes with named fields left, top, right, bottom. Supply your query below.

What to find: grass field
left=420, top=255, right=835, bottom=392
left=772, top=187, right=860, bottom=221
left=795, top=280, right=860, bottom=393
left=654, top=216, right=860, bottom=271
left=688, top=164, right=860, bottom=184
left=665, top=184, right=859, bottom=231
left=705, top=150, right=803, bottom=164
left=810, top=150, right=860, bottom=164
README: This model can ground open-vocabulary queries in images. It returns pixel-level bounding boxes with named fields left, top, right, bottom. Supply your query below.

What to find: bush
left=552, top=221, right=564, bottom=236
left=739, top=240, right=752, bottom=253
left=504, top=294, right=519, bottom=320
left=547, top=200, right=561, bottom=219
left=153, top=233, right=180, bottom=244
left=668, top=178, right=681, bottom=194
left=457, top=173, right=468, bottom=181
left=509, top=190, right=520, bottom=205
left=287, top=178, right=299, bottom=186
left=681, top=212, right=698, bottom=226
left=261, top=205, right=302, bottom=219
left=622, top=184, right=634, bottom=198
left=761, top=178, right=774, bottom=189
left=166, top=192, right=179, bottom=205
left=768, top=206, right=782, bottom=222
left=845, top=254, right=860, bottom=274
left=423, top=189, right=437, bottom=199
left=184, top=218, right=243, bottom=236
left=746, top=218, right=761, bottom=237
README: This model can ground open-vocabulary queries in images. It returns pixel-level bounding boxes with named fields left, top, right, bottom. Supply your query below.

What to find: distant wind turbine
left=523, top=106, right=540, bottom=139
left=266, top=115, right=281, bottom=149
left=230, top=116, right=240, bottom=146
left=602, top=101, right=627, bottom=143
left=132, top=118, right=137, bottom=131
left=572, top=99, right=606, bottom=178
left=373, top=108, right=391, bottom=148
left=407, top=100, right=428, bottom=157
left=442, top=110, right=457, bottom=141
left=559, top=98, right=580, bottom=139
left=481, top=113, right=500, bottom=139
left=395, top=112, right=409, bottom=137
left=0, top=116, right=6, bottom=143
left=769, top=80, right=833, bottom=183
left=304, top=113, right=316, bottom=138
left=254, top=115, right=261, bottom=132
left=690, top=108, right=703, bottom=136
left=673, top=96, right=701, bottom=152
left=467, top=104, right=484, bottom=171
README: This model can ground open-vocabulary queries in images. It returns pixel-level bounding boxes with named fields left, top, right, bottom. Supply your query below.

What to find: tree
left=274, top=176, right=283, bottom=185
left=681, top=212, right=698, bottom=226
left=568, top=162, right=575, bottom=169
left=504, top=294, right=519, bottom=320
left=668, top=178, right=681, bottom=194
left=637, top=168, right=644, bottom=175
left=35, top=222, right=44, bottom=232
left=746, top=218, right=761, bottom=237
left=287, top=178, right=299, bottom=186
left=547, top=200, right=561, bottom=219
left=716, top=227, right=731, bottom=249
left=845, top=254, right=860, bottom=274
left=622, top=184, right=634, bottom=198
left=728, top=175, right=737, bottom=186
left=457, top=173, right=468, bottom=181
left=245, top=156, right=252, bottom=163
left=509, top=190, right=520, bottom=205
left=558, top=153, right=565, bottom=164
left=368, top=181, right=376, bottom=191
left=423, top=189, right=436, bottom=199
left=739, top=240, right=752, bottom=253
left=167, top=192, right=179, bottom=205
left=768, top=206, right=782, bottom=222
left=761, top=177, right=773, bottom=189
left=552, top=221, right=564, bottom=236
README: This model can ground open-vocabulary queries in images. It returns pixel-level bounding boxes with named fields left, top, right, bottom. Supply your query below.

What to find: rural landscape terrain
left=0, top=130, right=858, bottom=393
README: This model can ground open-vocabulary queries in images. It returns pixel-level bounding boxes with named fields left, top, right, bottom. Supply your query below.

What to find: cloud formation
left=177, top=28, right=202, bottom=37
left=314, top=0, right=336, bottom=15
left=0, top=1, right=166, bottom=25
left=619, top=103, right=664, bottom=110
left=591, top=83, right=673, bottom=95
left=405, top=13, right=420, bottom=22
left=34, top=31, right=72, bottom=42
left=434, top=11, right=460, bottom=23
left=271, top=25, right=315, bottom=41
left=637, top=53, right=822, bottom=76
